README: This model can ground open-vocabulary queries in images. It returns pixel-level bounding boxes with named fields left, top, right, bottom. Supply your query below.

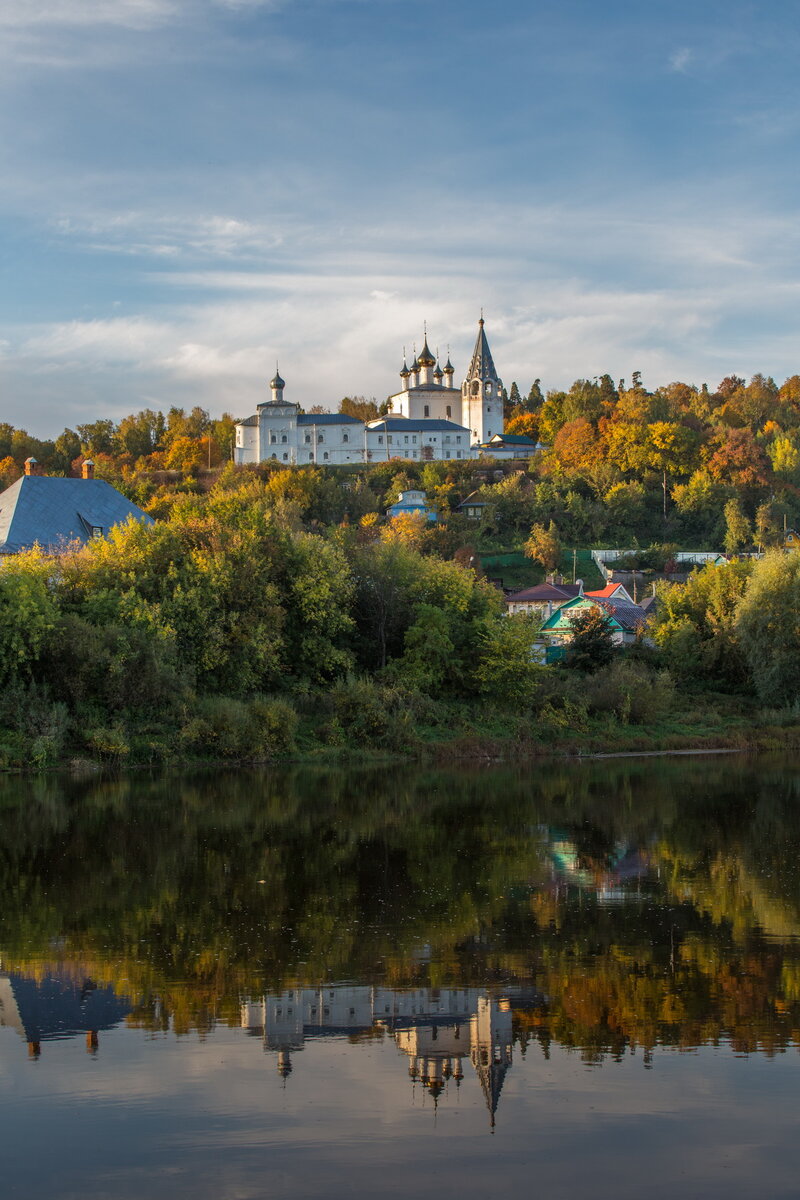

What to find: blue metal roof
left=0, top=476, right=153, bottom=555
left=366, top=417, right=469, bottom=433
left=297, top=413, right=363, bottom=425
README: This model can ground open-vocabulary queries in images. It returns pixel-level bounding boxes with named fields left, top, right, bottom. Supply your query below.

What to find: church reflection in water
left=241, top=986, right=530, bottom=1125
left=1, top=967, right=530, bottom=1125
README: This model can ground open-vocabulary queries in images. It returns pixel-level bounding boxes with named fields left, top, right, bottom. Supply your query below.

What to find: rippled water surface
left=3, top=756, right=800, bottom=1199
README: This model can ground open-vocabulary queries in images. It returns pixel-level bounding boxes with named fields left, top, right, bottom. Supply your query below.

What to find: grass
left=479, top=547, right=606, bottom=591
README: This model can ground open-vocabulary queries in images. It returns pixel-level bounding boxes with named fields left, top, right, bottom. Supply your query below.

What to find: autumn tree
left=524, top=522, right=561, bottom=571
left=723, top=498, right=751, bottom=555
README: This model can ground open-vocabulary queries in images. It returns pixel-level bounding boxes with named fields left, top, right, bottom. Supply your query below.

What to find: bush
left=180, top=694, right=298, bottom=761
left=583, top=659, right=675, bottom=724
left=324, top=676, right=425, bottom=749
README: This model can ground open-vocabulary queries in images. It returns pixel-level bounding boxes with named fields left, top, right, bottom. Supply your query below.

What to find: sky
left=2, top=0, right=800, bottom=435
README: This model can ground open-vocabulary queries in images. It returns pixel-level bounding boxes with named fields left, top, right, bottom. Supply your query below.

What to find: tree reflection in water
left=2, top=753, right=800, bottom=1089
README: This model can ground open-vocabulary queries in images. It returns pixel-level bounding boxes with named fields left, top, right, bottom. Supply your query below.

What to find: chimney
left=82, top=459, right=95, bottom=480
left=24, top=457, right=40, bottom=476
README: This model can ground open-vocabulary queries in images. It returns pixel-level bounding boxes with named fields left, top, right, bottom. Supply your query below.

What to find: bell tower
left=461, top=315, right=502, bottom=446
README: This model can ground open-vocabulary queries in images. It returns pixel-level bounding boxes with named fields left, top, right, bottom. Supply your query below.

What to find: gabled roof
left=458, top=491, right=490, bottom=508
left=487, top=433, right=538, bottom=446
left=585, top=583, right=634, bottom=602
left=541, top=595, right=625, bottom=632
left=592, top=597, right=648, bottom=631
left=465, top=317, right=499, bottom=383
left=0, top=476, right=153, bottom=555
left=506, top=583, right=576, bottom=603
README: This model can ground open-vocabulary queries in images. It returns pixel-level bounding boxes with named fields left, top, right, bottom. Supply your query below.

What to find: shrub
left=583, top=660, right=676, bottom=724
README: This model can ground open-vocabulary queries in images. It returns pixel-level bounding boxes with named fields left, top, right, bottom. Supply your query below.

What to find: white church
left=233, top=316, right=526, bottom=466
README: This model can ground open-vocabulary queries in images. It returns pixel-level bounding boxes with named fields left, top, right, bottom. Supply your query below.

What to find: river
left=2, top=755, right=800, bottom=1198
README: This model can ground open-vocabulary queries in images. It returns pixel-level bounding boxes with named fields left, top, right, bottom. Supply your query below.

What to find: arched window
left=318, top=433, right=324, bottom=443
left=446, top=405, right=451, bottom=419
left=323, top=451, right=329, bottom=461
left=281, top=434, right=287, bottom=443
left=485, top=382, right=492, bottom=395
left=309, top=451, right=314, bottom=460
left=283, top=452, right=288, bottom=461
left=304, top=433, right=311, bottom=444
left=270, top=434, right=277, bottom=444
left=424, top=404, right=430, bottom=417
left=271, top=453, right=277, bottom=460
left=343, top=433, right=349, bottom=443
left=471, top=381, right=479, bottom=396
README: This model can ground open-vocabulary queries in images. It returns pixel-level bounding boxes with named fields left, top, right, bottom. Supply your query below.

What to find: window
left=271, top=453, right=277, bottom=460
left=305, top=433, right=311, bottom=444
left=309, top=451, right=313, bottom=460
left=323, top=451, right=329, bottom=461
left=487, top=406, right=492, bottom=413
left=424, top=405, right=430, bottom=417
left=378, top=435, right=383, bottom=444
left=404, top=435, right=409, bottom=444
left=318, top=433, right=324, bottom=443
left=444, top=436, right=451, bottom=445
left=343, top=434, right=349, bottom=443
left=471, top=381, right=479, bottom=396
left=457, top=451, right=462, bottom=459
left=456, top=436, right=461, bottom=445
left=485, top=383, right=492, bottom=395
left=91, top=526, right=104, bottom=539
left=412, top=435, right=417, bottom=445
left=283, top=452, right=288, bottom=461
left=446, top=405, right=451, bottom=418
left=270, top=434, right=277, bottom=444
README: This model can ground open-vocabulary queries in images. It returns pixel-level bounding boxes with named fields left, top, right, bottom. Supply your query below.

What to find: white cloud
left=0, top=0, right=179, bottom=30
left=669, top=46, right=692, bottom=73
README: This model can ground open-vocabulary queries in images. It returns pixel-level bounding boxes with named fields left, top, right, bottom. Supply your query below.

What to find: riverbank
left=2, top=687, right=798, bottom=773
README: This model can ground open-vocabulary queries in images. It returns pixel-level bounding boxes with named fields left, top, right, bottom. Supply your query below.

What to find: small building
left=0, top=459, right=153, bottom=555
left=784, top=529, right=800, bottom=551
left=539, top=595, right=648, bottom=647
left=505, top=581, right=583, bottom=618
left=386, top=490, right=437, bottom=522
left=458, top=491, right=491, bottom=520
left=477, top=433, right=545, bottom=459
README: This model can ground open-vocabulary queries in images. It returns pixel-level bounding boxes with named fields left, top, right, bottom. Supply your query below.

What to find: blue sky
left=2, top=0, right=800, bottom=434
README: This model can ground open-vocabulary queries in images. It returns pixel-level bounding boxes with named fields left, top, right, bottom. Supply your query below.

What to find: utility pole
left=572, top=548, right=577, bottom=583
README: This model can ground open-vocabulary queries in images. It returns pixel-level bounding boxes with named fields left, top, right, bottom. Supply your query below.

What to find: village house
left=386, top=490, right=437, bottom=521
left=0, top=458, right=153, bottom=555
left=539, top=594, right=649, bottom=647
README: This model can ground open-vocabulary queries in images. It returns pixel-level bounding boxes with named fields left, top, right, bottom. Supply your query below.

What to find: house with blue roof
left=0, top=459, right=153, bottom=556
left=386, top=490, right=437, bottom=522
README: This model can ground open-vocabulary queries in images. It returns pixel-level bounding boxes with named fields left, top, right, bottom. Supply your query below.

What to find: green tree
left=564, top=607, right=615, bottom=672
left=77, top=419, right=116, bottom=456
left=736, top=551, right=800, bottom=703
left=723, top=498, right=752, bottom=555
left=473, top=613, right=543, bottom=703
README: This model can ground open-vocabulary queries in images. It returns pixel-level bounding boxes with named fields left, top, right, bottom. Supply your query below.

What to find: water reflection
left=4, top=758, right=800, bottom=1197
left=2, top=754, right=800, bottom=1069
